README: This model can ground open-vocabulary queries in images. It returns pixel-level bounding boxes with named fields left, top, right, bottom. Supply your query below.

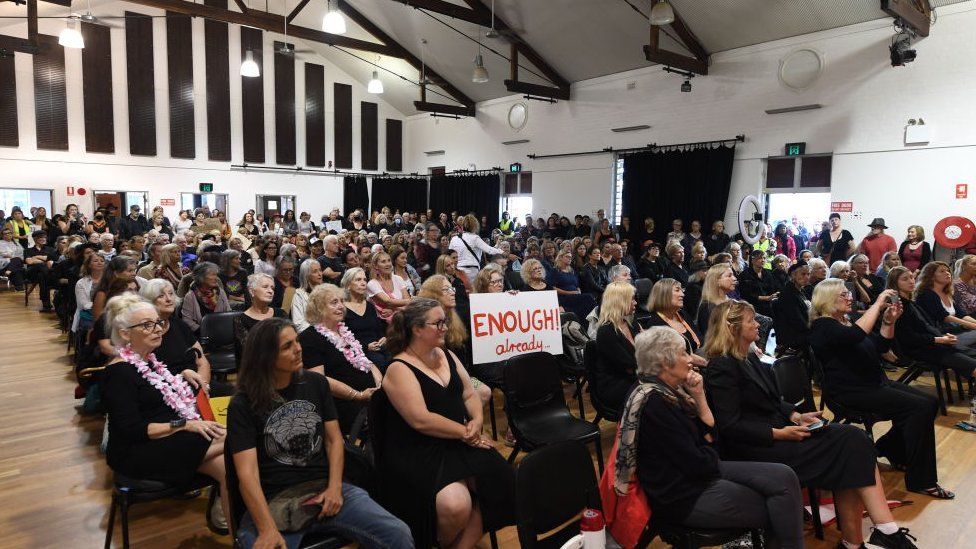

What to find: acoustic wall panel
left=204, top=0, right=230, bottom=160
left=0, top=54, right=18, bottom=147
left=125, top=11, right=156, bottom=156
left=360, top=101, right=377, bottom=171
left=333, top=82, right=352, bottom=169
left=81, top=22, right=114, bottom=153
left=240, top=26, right=264, bottom=163
left=274, top=41, right=295, bottom=165
left=167, top=13, right=195, bottom=159
left=33, top=34, right=68, bottom=151
left=386, top=118, right=402, bottom=172
left=304, top=63, right=325, bottom=167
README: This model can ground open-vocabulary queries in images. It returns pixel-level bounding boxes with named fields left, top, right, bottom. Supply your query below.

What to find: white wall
left=406, top=2, right=976, bottom=244
left=0, top=0, right=407, bottom=221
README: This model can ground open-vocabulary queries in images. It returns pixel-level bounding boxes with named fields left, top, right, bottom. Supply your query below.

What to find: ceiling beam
left=503, top=80, right=569, bottom=101
left=337, top=0, right=475, bottom=109
left=0, top=0, right=71, bottom=6
left=881, top=0, right=931, bottom=37
left=414, top=101, right=476, bottom=117
left=233, top=0, right=248, bottom=14
left=0, top=34, right=39, bottom=55
left=285, top=0, right=312, bottom=23
left=393, top=0, right=489, bottom=26
left=645, top=0, right=709, bottom=76
left=120, top=0, right=396, bottom=56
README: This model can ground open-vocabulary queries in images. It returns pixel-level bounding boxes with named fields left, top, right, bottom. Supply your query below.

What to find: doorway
left=765, top=192, right=832, bottom=236
left=181, top=193, right=229, bottom=215
left=256, top=195, right=295, bottom=218
left=93, top=190, right=148, bottom=220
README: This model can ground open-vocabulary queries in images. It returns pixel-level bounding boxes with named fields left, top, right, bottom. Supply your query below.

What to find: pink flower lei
left=314, top=322, right=373, bottom=373
left=119, top=345, right=201, bottom=420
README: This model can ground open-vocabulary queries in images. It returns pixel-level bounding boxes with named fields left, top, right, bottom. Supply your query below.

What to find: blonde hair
left=304, top=283, right=343, bottom=326
left=520, top=258, right=543, bottom=286
left=915, top=261, right=952, bottom=299
left=702, top=299, right=755, bottom=360
left=809, top=278, right=848, bottom=323
left=647, top=278, right=681, bottom=314
left=598, top=281, right=636, bottom=327
left=908, top=224, right=926, bottom=241
left=159, top=243, right=182, bottom=271
left=474, top=264, right=504, bottom=293
left=462, top=214, right=480, bottom=234
left=954, top=255, right=976, bottom=278
left=435, top=253, right=454, bottom=277
left=417, top=275, right=467, bottom=350
left=106, top=293, right=155, bottom=348
left=701, top=264, right=733, bottom=305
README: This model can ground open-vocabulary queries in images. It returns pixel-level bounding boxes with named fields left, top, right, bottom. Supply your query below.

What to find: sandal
left=955, top=421, right=976, bottom=432
left=911, top=485, right=955, bottom=500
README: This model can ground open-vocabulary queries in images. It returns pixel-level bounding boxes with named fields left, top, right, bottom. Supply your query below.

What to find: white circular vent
left=508, top=103, right=528, bottom=131
left=779, top=49, right=824, bottom=91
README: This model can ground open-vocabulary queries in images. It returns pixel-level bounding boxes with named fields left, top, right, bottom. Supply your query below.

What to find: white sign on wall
left=325, top=220, right=343, bottom=233
left=469, top=290, right=563, bottom=364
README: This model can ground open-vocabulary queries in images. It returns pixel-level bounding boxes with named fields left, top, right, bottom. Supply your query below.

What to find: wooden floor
left=3, top=289, right=976, bottom=548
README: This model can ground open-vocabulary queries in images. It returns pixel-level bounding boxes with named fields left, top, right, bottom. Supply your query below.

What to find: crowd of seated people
left=9, top=199, right=972, bottom=549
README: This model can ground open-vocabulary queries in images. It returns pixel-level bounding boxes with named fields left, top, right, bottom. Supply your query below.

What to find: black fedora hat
left=867, top=218, right=889, bottom=229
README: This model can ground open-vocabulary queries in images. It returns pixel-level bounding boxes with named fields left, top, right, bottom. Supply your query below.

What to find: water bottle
left=580, top=508, right=607, bottom=549
left=970, top=397, right=976, bottom=425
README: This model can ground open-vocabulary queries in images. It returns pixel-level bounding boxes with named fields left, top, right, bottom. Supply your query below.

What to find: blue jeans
left=237, top=483, right=414, bottom=549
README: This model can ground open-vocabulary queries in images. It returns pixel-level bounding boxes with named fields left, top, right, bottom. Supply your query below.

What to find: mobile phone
left=807, top=419, right=829, bottom=433
left=887, top=294, right=900, bottom=306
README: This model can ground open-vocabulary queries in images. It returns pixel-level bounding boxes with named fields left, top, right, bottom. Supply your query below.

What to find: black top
left=915, top=289, right=954, bottom=326
left=523, top=281, right=554, bottom=291
left=663, top=260, right=689, bottom=287
left=156, top=317, right=199, bottom=376
left=103, top=360, right=181, bottom=448
left=819, top=229, right=854, bottom=264
left=704, top=355, right=796, bottom=453
left=637, top=389, right=719, bottom=522
left=704, top=233, right=731, bottom=257
left=771, top=283, right=810, bottom=351
left=579, top=263, right=609, bottom=300
left=898, top=240, right=932, bottom=270
left=594, top=323, right=638, bottom=409
left=25, top=245, right=57, bottom=263
left=298, top=326, right=375, bottom=433
left=226, top=372, right=338, bottom=500
left=317, top=254, right=345, bottom=281
left=893, top=299, right=949, bottom=361
left=738, top=267, right=777, bottom=317
left=637, top=310, right=702, bottom=352
left=219, top=269, right=249, bottom=302
left=233, top=309, right=288, bottom=365
left=343, top=302, right=386, bottom=350
left=636, top=258, right=665, bottom=282
left=809, top=317, right=891, bottom=395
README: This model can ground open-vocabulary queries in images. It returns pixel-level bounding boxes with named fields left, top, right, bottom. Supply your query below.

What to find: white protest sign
left=325, top=220, right=343, bottom=233
left=469, top=290, right=563, bottom=364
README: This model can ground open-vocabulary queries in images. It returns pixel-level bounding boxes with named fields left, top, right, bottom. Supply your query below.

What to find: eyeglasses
left=489, top=278, right=504, bottom=285
left=839, top=291, right=853, bottom=299
left=441, top=286, right=456, bottom=294
left=425, top=320, right=448, bottom=330
left=126, top=319, right=169, bottom=333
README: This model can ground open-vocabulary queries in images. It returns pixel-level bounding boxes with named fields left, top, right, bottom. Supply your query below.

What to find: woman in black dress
left=340, top=267, right=388, bottom=368
left=810, top=279, right=948, bottom=500
left=594, top=282, right=639, bottom=411
left=637, top=278, right=709, bottom=369
left=300, top=283, right=383, bottom=435
left=819, top=213, right=855, bottom=265
left=140, top=278, right=211, bottom=382
left=101, top=293, right=228, bottom=528
left=378, top=299, right=515, bottom=548
left=233, top=273, right=288, bottom=365
left=703, top=299, right=919, bottom=549
left=520, top=258, right=553, bottom=292
left=738, top=250, right=779, bottom=318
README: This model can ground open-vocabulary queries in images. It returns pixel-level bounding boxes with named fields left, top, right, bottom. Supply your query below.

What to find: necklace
left=118, top=345, right=200, bottom=420
left=314, top=323, right=372, bottom=372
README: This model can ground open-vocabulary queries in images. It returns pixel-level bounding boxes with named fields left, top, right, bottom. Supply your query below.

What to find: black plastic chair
left=224, top=442, right=365, bottom=548
left=897, top=359, right=963, bottom=416
left=514, top=440, right=598, bottom=548
left=583, top=340, right=621, bottom=425
left=104, top=472, right=219, bottom=548
left=502, top=351, right=604, bottom=473
left=199, top=311, right=242, bottom=381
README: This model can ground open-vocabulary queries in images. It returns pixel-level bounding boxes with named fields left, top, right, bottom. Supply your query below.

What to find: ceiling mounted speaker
left=778, top=48, right=824, bottom=91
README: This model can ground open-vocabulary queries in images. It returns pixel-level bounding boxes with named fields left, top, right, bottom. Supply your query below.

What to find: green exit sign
left=785, top=142, right=806, bottom=156
left=199, top=183, right=214, bottom=192
left=509, top=162, right=522, bottom=173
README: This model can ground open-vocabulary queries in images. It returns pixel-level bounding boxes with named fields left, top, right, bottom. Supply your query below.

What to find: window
left=502, top=171, right=533, bottom=223
left=0, top=188, right=53, bottom=218
left=613, top=158, right=624, bottom=225
left=764, top=153, right=832, bottom=192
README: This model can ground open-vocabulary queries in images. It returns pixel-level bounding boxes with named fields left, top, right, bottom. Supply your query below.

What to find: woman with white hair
left=341, top=267, right=387, bottom=367
left=140, top=278, right=211, bottom=385
left=291, top=258, right=323, bottom=333
left=625, top=326, right=803, bottom=549
left=181, top=261, right=231, bottom=333
left=233, top=273, right=287, bottom=364
left=101, top=293, right=229, bottom=531
left=803, top=257, right=828, bottom=300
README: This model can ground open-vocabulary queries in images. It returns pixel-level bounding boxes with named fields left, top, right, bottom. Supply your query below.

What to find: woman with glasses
left=140, top=278, right=212, bottom=385
left=811, top=278, right=948, bottom=501
left=101, top=293, right=229, bottom=533
left=704, top=299, right=919, bottom=549
left=378, top=298, right=515, bottom=547
left=299, top=283, right=383, bottom=436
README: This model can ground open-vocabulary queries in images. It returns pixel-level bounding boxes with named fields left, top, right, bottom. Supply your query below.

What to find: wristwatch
left=170, top=418, right=187, bottom=429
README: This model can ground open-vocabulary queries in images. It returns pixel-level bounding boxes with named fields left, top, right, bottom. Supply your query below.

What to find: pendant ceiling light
left=367, top=70, right=384, bottom=94
left=323, top=0, right=347, bottom=35
left=650, top=0, right=675, bottom=26
left=472, top=53, right=489, bottom=83
left=59, top=19, right=85, bottom=49
left=240, top=50, right=260, bottom=77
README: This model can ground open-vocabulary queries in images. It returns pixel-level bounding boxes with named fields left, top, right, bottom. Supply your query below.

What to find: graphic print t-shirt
left=227, top=372, right=338, bottom=500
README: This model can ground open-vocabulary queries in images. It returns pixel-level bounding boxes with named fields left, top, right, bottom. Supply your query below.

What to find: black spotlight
left=890, top=32, right=916, bottom=67
left=681, top=79, right=692, bottom=92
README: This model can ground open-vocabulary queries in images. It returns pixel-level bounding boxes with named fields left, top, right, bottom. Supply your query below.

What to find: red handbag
left=599, top=431, right=653, bottom=549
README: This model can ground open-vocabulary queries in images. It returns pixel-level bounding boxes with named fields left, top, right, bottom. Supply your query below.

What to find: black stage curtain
left=343, top=175, right=368, bottom=215
left=428, top=174, right=501, bottom=228
left=370, top=176, right=428, bottom=213
left=622, top=145, right=735, bottom=246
